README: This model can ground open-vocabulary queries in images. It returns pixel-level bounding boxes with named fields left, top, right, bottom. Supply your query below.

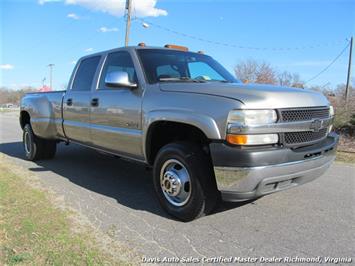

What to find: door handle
left=66, top=98, right=73, bottom=106
left=91, top=98, right=99, bottom=107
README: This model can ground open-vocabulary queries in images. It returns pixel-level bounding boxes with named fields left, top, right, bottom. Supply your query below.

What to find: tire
left=23, top=124, right=56, bottom=161
left=153, top=142, right=219, bottom=221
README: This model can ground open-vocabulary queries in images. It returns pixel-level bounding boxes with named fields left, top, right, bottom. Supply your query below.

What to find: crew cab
left=20, top=44, right=338, bottom=221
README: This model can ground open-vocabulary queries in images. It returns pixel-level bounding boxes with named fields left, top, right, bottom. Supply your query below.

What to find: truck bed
left=20, top=91, right=66, bottom=139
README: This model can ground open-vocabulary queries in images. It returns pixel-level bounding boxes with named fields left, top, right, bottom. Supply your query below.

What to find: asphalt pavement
left=0, top=111, right=354, bottom=264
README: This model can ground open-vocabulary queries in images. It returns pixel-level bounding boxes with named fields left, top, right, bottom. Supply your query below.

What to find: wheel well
left=146, top=121, right=210, bottom=165
left=20, top=111, right=30, bottom=129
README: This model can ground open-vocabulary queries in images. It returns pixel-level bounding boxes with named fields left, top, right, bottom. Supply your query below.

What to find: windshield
left=137, top=49, right=238, bottom=84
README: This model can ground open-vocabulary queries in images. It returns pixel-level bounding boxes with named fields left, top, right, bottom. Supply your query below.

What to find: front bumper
left=210, top=133, right=338, bottom=202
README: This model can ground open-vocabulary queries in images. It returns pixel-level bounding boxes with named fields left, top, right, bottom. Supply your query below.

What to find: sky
left=1, top=0, right=354, bottom=90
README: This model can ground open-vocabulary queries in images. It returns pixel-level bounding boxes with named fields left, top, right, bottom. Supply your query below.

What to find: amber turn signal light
left=226, top=133, right=279, bottom=145
left=226, top=134, right=248, bottom=145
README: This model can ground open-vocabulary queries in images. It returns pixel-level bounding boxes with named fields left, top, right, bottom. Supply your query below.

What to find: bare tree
left=235, top=59, right=304, bottom=88
left=234, top=59, right=259, bottom=83
left=255, top=62, right=278, bottom=84
left=278, top=71, right=293, bottom=87
left=0, top=86, right=37, bottom=105
left=235, top=59, right=277, bottom=84
left=278, top=71, right=304, bottom=88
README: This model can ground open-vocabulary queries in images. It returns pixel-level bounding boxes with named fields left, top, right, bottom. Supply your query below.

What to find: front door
left=90, top=51, right=143, bottom=159
left=63, top=56, right=101, bottom=144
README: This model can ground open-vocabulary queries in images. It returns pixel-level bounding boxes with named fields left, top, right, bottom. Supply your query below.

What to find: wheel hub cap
left=160, top=159, right=191, bottom=207
left=162, top=171, right=182, bottom=196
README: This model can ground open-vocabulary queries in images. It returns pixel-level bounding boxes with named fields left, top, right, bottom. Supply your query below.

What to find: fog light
left=227, top=134, right=279, bottom=145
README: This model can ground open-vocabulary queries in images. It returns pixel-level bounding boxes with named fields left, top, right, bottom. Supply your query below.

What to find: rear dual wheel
left=23, top=124, right=57, bottom=161
left=153, top=142, right=219, bottom=222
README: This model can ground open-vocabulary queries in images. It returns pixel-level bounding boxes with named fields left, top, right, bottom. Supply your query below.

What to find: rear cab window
left=72, top=56, right=101, bottom=91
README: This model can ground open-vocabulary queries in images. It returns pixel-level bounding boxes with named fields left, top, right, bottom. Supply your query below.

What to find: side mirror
left=104, top=71, right=137, bottom=88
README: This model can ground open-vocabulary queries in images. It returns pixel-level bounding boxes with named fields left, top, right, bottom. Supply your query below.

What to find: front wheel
left=23, top=124, right=56, bottom=161
left=153, top=142, right=219, bottom=221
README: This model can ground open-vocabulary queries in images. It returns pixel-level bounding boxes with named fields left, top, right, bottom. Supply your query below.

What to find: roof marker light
left=164, top=44, right=189, bottom=51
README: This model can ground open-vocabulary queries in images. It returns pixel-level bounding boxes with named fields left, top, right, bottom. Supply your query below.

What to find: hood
left=160, top=82, right=329, bottom=109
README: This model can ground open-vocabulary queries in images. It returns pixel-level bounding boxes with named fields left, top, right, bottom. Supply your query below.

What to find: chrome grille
left=284, top=128, right=327, bottom=145
left=280, top=107, right=330, bottom=146
left=280, top=107, right=329, bottom=122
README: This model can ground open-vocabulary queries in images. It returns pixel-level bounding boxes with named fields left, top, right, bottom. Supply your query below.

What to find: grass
left=0, top=159, right=132, bottom=265
left=336, top=151, right=355, bottom=164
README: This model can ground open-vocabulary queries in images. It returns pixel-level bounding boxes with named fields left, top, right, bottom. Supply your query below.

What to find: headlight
left=227, top=109, right=277, bottom=125
left=226, top=109, right=278, bottom=145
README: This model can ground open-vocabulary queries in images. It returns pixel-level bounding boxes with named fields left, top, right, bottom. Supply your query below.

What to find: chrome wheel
left=160, top=159, right=192, bottom=207
left=24, top=131, right=31, bottom=154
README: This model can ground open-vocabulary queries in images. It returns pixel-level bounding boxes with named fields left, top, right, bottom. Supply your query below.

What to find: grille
left=280, top=108, right=329, bottom=122
left=284, top=128, right=327, bottom=145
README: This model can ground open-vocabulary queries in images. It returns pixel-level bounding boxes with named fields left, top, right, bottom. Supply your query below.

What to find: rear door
left=63, top=56, right=101, bottom=144
left=90, top=51, right=143, bottom=159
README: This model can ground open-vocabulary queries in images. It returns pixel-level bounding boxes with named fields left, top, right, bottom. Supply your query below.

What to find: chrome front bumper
left=214, top=148, right=336, bottom=202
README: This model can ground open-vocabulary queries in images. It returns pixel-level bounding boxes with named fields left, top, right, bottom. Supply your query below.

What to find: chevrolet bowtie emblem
left=310, top=119, right=323, bottom=132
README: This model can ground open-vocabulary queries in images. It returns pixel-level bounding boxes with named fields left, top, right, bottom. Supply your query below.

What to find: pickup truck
left=20, top=44, right=338, bottom=221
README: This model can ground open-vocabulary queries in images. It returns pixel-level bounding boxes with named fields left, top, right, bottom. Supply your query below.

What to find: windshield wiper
left=158, top=77, right=206, bottom=83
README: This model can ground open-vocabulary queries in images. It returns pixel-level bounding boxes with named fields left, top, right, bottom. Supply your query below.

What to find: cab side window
left=100, top=51, right=137, bottom=89
left=72, top=56, right=101, bottom=91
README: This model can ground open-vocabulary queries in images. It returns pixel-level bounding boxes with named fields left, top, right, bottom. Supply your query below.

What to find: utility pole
left=48, top=64, right=54, bottom=90
left=124, top=0, right=132, bottom=46
left=345, top=36, right=353, bottom=104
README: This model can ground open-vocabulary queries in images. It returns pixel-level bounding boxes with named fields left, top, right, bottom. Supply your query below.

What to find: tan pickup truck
left=20, top=44, right=338, bottom=221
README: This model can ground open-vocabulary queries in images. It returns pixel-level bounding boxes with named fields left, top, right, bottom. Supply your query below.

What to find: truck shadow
left=0, top=141, right=254, bottom=220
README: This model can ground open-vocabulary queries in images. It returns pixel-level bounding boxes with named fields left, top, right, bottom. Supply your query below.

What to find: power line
left=136, top=17, right=347, bottom=51
left=305, top=41, right=350, bottom=84
left=135, top=17, right=351, bottom=88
